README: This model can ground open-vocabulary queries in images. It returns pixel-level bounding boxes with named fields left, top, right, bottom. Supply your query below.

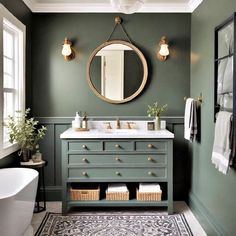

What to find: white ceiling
left=22, top=0, right=203, bottom=13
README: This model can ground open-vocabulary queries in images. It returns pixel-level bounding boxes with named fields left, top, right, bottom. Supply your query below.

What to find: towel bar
left=184, top=93, right=203, bottom=104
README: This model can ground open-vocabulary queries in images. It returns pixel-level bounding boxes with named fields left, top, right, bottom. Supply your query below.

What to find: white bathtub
left=0, top=168, right=38, bottom=236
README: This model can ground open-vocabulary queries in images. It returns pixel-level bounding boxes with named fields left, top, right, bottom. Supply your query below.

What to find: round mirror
left=87, top=40, right=148, bottom=104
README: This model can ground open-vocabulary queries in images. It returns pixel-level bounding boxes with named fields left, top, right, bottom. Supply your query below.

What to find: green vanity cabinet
left=61, top=138, right=173, bottom=214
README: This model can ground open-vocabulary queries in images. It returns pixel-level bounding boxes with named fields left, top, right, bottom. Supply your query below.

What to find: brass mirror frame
left=87, top=40, right=148, bottom=104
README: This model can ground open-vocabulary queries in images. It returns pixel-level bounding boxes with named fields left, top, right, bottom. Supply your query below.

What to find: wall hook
left=197, top=93, right=203, bottom=103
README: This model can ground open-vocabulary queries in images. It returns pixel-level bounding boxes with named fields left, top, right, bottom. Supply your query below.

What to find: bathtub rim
left=0, top=168, right=38, bottom=200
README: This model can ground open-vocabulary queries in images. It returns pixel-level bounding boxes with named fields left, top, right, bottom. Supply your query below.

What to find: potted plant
left=6, top=108, right=47, bottom=162
left=147, top=102, right=167, bottom=130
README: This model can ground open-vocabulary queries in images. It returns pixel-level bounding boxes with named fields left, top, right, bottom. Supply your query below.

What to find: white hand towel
left=184, top=98, right=197, bottom=141
left=212, top=111, right=232, bottom=174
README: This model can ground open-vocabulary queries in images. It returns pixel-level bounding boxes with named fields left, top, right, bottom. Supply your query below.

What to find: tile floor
left=32, top=201, right=206, bottom=236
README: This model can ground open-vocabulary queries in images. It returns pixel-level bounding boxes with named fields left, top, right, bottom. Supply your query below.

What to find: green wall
left=190, top=1, right=236, bottom=235
left=0, top=0, right=31, bottom=168
left=30, top=13, right=191, bottom=200
left=31, top=13, right=190, bottom=117
left=0, top=7, right=191, bottom=200
left=1, top=2, right=236, bottom=233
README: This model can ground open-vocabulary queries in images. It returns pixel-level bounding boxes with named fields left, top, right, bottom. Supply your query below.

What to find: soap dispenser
left=73, top=111, right=81, bottom=128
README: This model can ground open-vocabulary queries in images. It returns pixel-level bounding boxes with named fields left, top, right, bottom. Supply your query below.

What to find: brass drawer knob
left=82, top=171, right=88, bottom=176
left=115, top=157, right=121, bottom=162
left=82, top=144, right=87, bottom=149
left=147, top=144, right=153, bottom=148
left=115, top=144, right=120, bottom=148
left=116, top=171, right=121, bottom=176
left=82, top=158, right=88, bottom=163
left=147, top=157, right=153, bottom=161
left=148, top=171, right=154, bottom=176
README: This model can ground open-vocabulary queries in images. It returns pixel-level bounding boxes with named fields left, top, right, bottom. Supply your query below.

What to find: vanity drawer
left=68, top=167, right=167, bottom=179
left=104, top=141, right=133, bottom=151
left=68, top=154, right=167, bottom=165
left=135, top=141, right=167, bottom=152
left=68, top=141, right=102, bottom=152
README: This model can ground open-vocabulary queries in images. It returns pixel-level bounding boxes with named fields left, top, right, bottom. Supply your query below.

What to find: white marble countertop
left=60, top=128, right=174, bottom=139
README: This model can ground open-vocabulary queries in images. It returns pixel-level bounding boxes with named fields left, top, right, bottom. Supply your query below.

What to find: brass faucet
left=116, top=118, right=121, bottom=129
left=104, top=122, right=112, bottom=129
left=127, top=122, right=135, bottom=129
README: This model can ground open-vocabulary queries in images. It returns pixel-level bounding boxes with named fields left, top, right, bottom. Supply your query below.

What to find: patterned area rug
left=35, top=212, right=193, bottom=236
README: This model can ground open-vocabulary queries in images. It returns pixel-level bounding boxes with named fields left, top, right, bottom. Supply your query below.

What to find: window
left=0, top=4, right=25, bottom=158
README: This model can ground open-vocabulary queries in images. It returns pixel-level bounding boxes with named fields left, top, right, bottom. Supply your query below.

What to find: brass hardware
left=198, top=93, right=203, bottom=103
left=104, top=122, right=112, bottom=129
left=115, top=171, right=121, bottom=176
left=82, top=144, right=87, bottom=149
left=115, top=144, right=120, bottom=148
left=147, top=157, right=153, bottom=161
left=127, top=122, right=135, bottom=129
left=116, top=118, right=121, bottom=129
left=148, top=171, right=153, bottom=176
left=115, top=157, right=121, bottom=161
left=115, top=16, right=122, bottom=24
left=82, top=171, right=88, bottom=176
left=147, top=144, right=153, bottom=148
left=82, top=158, right=88, bottom=163
left=184, top=93, right=203, bottom=104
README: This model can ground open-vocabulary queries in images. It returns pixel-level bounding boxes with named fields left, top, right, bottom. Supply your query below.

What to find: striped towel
left=184, top=98, right=197, bottom=141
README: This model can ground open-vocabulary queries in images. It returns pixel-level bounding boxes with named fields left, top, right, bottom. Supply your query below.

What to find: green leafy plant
left=147, top=102, right=168, bottom=117
left=7, top=108, right=47, bottom=155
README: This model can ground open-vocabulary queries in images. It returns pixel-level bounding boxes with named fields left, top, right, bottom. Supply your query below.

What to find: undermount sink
left=102, top=129, right=138, bottom=133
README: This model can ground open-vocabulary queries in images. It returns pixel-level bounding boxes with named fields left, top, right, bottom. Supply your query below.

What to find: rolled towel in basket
left=107, top=183, right=128, bottom=193
left=139, top=183, right=161, bottom=193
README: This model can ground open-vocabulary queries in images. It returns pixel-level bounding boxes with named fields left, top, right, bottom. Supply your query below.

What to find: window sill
left=0, top=143, right=19, bottom=159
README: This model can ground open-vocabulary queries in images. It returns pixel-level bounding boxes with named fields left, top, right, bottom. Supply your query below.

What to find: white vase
left=154, top=116, right=161, bottom=130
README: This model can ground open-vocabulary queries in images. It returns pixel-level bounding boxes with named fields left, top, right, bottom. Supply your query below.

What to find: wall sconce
left=62, top=38, right=75, bottom=61
left=157, top=36, right=169, bottom=61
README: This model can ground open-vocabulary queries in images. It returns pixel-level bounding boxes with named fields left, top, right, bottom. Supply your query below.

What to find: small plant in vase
left=147, top=102, right=167, bottom=130
left=6, top=108, right=47, bottom=162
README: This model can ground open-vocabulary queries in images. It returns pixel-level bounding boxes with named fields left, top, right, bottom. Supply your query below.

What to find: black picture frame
left=214, top=13, right=236, bottom=162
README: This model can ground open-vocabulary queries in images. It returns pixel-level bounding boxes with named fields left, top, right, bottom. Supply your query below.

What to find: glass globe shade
left=62, top=44, right=72, bottom=56
left=159, top=44, right=169, bottom=56
left=110, top=0, right=144, bottom=14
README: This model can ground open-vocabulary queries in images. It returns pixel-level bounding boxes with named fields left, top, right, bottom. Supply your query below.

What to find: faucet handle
left=116, top=118, right=121, bottom=129
left=127, top=122, right=135, bottom=129
left=103, top=122, right=112, bottom=129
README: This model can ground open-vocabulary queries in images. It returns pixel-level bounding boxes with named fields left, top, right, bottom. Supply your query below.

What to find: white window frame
left=0, top=4, right=26, bottom=159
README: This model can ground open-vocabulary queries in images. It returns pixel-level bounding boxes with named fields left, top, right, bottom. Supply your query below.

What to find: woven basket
left=70, top=186, right=100, bottom=201
left=136, top=189, right=162, bottom=201
left=106, top=191, right=129, bottom=201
